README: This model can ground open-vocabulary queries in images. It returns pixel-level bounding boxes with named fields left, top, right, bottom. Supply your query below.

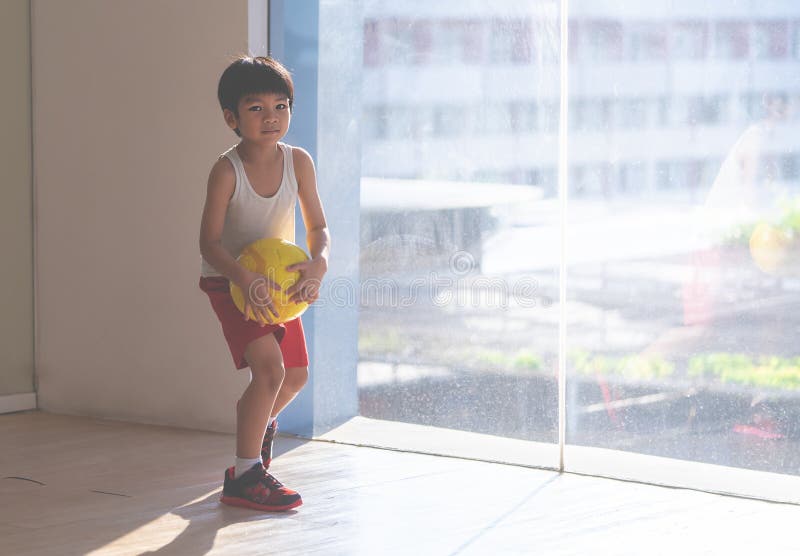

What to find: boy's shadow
left=141, top=440, right=306, bottom=555
left=140, top=492, right=299, bottom=556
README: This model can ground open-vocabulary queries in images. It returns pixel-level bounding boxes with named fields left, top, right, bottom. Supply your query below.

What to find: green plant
left=359, top=329, right=405, bottom=354
left=513, top=350, right=542, bottom=371
left=569, top=350, right=674, bottom=380
left=467, top=348, right=544, bottom=373
left=689, top=353, right=800, bottom=390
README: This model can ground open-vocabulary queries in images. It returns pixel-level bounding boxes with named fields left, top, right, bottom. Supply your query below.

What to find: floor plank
left=2, top=411, right=799, bottom=555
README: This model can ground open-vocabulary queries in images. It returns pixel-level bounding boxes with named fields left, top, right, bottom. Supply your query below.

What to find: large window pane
left=568, top=1, right=800, bottom=480
left=354, top=0, right=561, bottom=464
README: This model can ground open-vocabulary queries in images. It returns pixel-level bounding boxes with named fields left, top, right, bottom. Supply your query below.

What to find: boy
left=198, top=56, right=329, bottom=511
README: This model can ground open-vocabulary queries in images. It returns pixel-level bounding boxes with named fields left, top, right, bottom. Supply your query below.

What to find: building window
left=582, top=20, right=623, bottom=62
left=489, top=18, right=532, bottom=64
left=714, top=21, right=749, bottom=59
left=572, top=98, right=612, bottom=131
left=689, top=96, right=728, bottom=125
left=363, top=106, right=388, bottom=139
left=780, top=153, right=800, bottom=181
left=617, top=161, right=648, bottom=194
left=568, top=20, right=580, bottom=61
left=383, top=19, right=416, bottom=64
left=430, top=20, right=471, bottom=64
left=433, top=105, right=468, bottom=137
left=463, top=20, right=484, bottom=62
left=671, top=21, right=708, bottom=59
left=479, top=103, right=514, bottom=134
left=657, top=159, right=706, bottom=189
left=625, top=22, right=667, bottom=61
left=364, top=20, right=382, bottom=66
left=615, top=98, right=649, bottom=129
left=510, top=101, right=538, bottom=133
left=411, top=21, right=433, bottom=65
left=753, top=21, right=788, bottom=59
left=792, top=22, right=800, bottom=59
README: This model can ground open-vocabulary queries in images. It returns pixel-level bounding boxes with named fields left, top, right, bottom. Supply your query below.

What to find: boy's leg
left=222, top=332, right=302, bottom=512
left=254, top=318, right=309, bottom=467
left=271, top=366, right=309, bottom=416
left=270, top=318, right=309, bottom=418
left=238, top=333, right=285, bottom=460
left=260, top=366, right=308, bottom=467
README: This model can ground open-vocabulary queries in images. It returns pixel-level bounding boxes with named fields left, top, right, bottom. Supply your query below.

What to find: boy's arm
left=199, top=158, right=279, bottom=325
left=286, top=147, right=330, bottom=304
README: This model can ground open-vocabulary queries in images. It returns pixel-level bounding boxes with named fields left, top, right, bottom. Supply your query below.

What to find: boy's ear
left=223, top=108, right=238, bottom=130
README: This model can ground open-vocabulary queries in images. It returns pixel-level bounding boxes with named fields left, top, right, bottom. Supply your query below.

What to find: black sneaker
left=262, top=420, right=278, bottom=468
left=220, top=463, right=302, bottom=512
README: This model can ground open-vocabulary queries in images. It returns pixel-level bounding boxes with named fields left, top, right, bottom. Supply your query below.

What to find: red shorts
left=199, top=276, right=309, bottom=370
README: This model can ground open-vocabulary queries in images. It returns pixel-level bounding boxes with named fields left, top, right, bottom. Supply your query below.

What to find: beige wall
left=33, top=0, right=253, bottom=431
left=0, top=0, right=34, bottom=397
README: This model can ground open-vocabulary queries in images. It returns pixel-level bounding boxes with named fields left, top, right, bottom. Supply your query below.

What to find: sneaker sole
left=220, top=495, right=303, bottom=512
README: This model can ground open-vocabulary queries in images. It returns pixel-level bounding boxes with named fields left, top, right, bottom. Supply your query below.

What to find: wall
left=0, top=0, right=35, bottom=409
left=32, top=0, right=255, bottom=431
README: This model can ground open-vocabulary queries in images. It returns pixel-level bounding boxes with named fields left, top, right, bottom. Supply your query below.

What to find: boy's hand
left=285, top=257, right=327, bottom=305
left=239, top=271, right=281, bottom=327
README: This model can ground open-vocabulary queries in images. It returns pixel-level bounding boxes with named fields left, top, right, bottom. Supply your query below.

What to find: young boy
left=198, top=56, right=329, bottom=512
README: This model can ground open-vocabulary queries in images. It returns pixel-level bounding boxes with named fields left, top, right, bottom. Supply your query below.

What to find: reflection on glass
left=568, top=2, right=800, bottom=476
left=358, top=1, right=561, bottom=447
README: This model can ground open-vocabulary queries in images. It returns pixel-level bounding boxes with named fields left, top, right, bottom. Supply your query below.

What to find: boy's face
left=224, top=91, right=291, bottom=144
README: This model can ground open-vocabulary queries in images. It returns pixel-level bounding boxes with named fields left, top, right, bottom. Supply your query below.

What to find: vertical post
left=248, top=0, right=268, bottom=56
left=268, top=0, right=361, bottom=436
left=558, top=0, right=570, bottom=472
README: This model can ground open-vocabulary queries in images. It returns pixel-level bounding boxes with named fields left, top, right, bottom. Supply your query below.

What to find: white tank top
left=200, top=142, right=298, bottom=277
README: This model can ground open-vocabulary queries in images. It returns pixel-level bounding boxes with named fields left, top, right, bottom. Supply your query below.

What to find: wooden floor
left=2, top=412, right=800, bottom=555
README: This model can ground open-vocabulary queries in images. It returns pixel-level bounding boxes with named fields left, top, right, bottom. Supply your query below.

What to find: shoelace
left=260, top=472, right=285, bottom=489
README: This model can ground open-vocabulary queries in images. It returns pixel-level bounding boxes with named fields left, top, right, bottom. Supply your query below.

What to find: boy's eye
left=248, top=106, right=263, bottom=112
left=276, top=103, right=287, bottom=110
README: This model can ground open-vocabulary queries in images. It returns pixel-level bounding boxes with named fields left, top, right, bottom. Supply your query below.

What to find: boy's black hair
left=218, top=56, right=294, bottom=136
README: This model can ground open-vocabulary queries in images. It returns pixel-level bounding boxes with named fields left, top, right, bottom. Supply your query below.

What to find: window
left=753, top=21, right=788, bottom=59
left=617, top=161, right=648, bottom=194
left=510, top=101, right=538, bottom=133
left=714, top=21, right=749, bottom=59
left=430, top=20, right=470, bottom=64
left=364, top=19, right=382, bottom=66
left=433, top=105, right=467, bottom=137
left=305, top=0, right=800, bottom=504
left=689, top=96, right=728, bottom=125
left=615, top=98, right=649, bottom=129
left=792, top=22, right=800, bottom=59
left=489, top=18, right=532, bottom=64
left=383, top=19, right=417, bottom=64
left=582, top=20, right=623, bottom=61
left=625, top=22, right=667, bottom=61
left=671, top=21, right=708, bottom=59
left=781, top=153, right=800, bottom=181
left=363, top=106, right=388, bottom=139
left=572, top=98, right=612, bottom=131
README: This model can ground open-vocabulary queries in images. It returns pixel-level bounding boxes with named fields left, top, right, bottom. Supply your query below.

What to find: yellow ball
left=749, top=222, right=790, bottom=274
left=230, top=238, right=310, bottom=324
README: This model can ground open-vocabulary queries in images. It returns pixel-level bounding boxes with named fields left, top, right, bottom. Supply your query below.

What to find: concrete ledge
left=313, top=415, right=559, bottom=469
left=567, top=444, right=800, bottom=505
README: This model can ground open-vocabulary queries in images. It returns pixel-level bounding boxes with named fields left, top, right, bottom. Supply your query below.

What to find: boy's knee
left=284, top=366, right=308, bottom=391
left=250, top=361, right=285, bottom=387
left=244, top=334, right=284, bottom=384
